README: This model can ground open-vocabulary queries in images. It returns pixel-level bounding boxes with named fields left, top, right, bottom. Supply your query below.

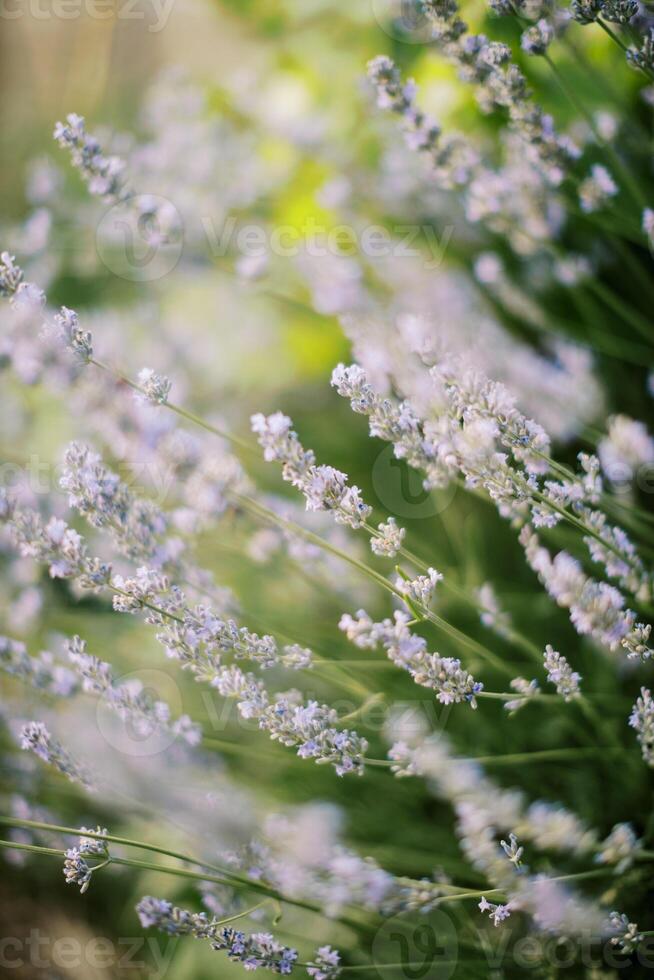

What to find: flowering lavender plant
left=1, top=5, right=654, bottom=977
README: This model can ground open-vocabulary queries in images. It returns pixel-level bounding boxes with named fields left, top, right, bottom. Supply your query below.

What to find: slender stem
left=339, top=966, right=461, bottom=973
left=0, top=827, right=352, bottom=924
left=596, top=17, right=654, bottom=81
left=469, top=747, right=625, bottom=765
left=212, top=900, right=270, bottom=927
left=88, top=357, right=255, bottom=456
left=0, top=815, right=247, bottom=883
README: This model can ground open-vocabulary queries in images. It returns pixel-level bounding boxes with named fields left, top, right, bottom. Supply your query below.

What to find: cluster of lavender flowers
left=66, top=634, right=201, bottom=746
left=421, top=0, right=580, bottom=188
left=332, top=362, right=654, bottom=668
left=52, top=114, right=178, bottom=240
left=53, top=114, right=128, bottom=202
left=1, top=493, right=366, bottom=777
left=387, top=725, right=639, bottom=937
left=0, top=634, right=78, bottom=696
left=19, top=722, right=94, bottom=790
left=137, top=896, right=341, bottom=977
left=63, top=827, right=109, bottom=894
left=251, top=413, right=372, bottom=529
left=340, top=609, right=482, bottom=708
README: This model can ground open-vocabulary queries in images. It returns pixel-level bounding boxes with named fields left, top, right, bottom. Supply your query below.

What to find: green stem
left=0, top=828, right=352, bottom=924
left=469, top=746, right=624, bottom=765
left=213, top=900, right=270, bottom=926
left=88, top=357, right=256, bottom=456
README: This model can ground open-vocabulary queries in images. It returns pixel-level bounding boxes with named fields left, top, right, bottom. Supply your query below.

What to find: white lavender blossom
left=395, top=568, right=443, bottom=607
left=629, top=687, right=654, bottom=766
left=144, top=630, right=367, bottom=774
left=596, top=823, right=642, bottom=873
left=53, top=306, right=93, bottom=362
left=66, top=635, right=201, bottom=746
left=0, top=635, right=78, bottom=696
left=602, top=0, right=638, bottom=23
left=2, top=501, right=111, bottom=590
left=571, top=0, right=604, bottom=23
left=387, top=731, right=599, bottom=861
left=53, top=114, right=127, bottom=202
left=521, top=19, right=554, bottom=55
left=598, top=415, right=654, bottom=483
left=340, top=609, right=482, bottom=707
left=63, top=827, right=109, bottom=893
left=520, top=801, right=597, bottom=855
left=578, top=165, right=618, bottom=213
left=478, top=896, right=512, bottom=926
left=137, top=896, right=300, bottom=973
left=500, top=833, right=524, bottom=868
left=0, top=255, right=92, bottom=364
left=19, top=722, right=94, bottom=789
left=334, top=363, right=648, bottom=613
left=520, top=526, right=653, bottom=659
left=421, top=0, right=579, bottom=183
left=256, top=690, right=368, bottom=776
left=504, top=677, right=540, bottom=714
left=60, top=442, right=168, bottom=564
left=116, top=571, right=312, bottom=673
left=0, top=251, right=24, bottom=297
left=370, top=517, right=406, bottom=558
left=331, top=363, right=450, bottom=490
left=137, top=368, right=172, bottom=405
left=251, top=413, right=371, bottom=529
left=543, top=645, right=581, bottom=701
left=306, top=947, right=341, bottom=980
left=137, top=896, right=212, bottom=935
left=476, top=583, right=512, bottom=639
left=628, top=29, right=654, bottom=75
left=366, top=56, right=476, bottom=188
left=608, top=911, right=643, bottom=953
left=63, top=849, right=94, bottom=893
left=212, top=929, right=299, bottom=974
left=112, top=567, right=169, bottom=613
left=280, top=645, right=314, bottom=670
